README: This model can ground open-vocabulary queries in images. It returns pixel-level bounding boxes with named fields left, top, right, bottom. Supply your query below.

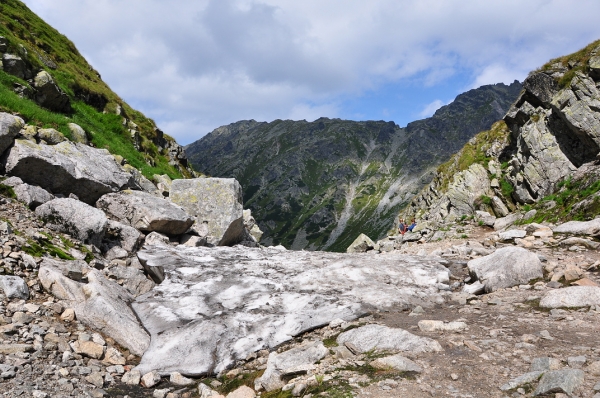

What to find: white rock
left=336, top=324, right=442, bottom=354
left=540, top=286, right=600, bottom=308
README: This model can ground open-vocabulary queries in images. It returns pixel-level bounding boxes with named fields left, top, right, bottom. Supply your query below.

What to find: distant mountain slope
left=0, top=0, right=192, bottom=179
left=186, top=82, right=522, bottom=251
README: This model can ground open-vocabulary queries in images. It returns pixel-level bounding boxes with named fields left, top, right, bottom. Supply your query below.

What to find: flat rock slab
left=540, top=286, right=600, bottom=308
left=467, top=246, right=543, bottom=292
left=553, top=218, right=600, bottom=236
left=533, top=369, right=584, bottom=396
left=97, top=190, right=193, bottom=235
left=4, top=139, right=133, bottom=204
left=336, top=324, right=442, bottom=354
left=133, top=245, right=450, bottom=376
left=370, top=354, right=422, bottom=373
left=498, top=229, right=527, bottom=241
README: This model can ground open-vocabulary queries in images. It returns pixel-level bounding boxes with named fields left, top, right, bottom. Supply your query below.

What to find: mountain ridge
left=186, top=81, right=522, bottom=251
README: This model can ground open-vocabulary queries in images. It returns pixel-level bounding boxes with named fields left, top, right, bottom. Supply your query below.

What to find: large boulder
left=3, top=139, right=134, bottom=204
left=33, top=71, right=72, bottom=113
left=96, top=190, right=193, bottom=235
left=0, top=113, right=24, bottom=155
left=336, top=324, right=443, bottom=354
left=467, top=246, right=543, bottom=292
left=104, top=220, right=144, bottom=254
left=2, top=176, right=54, bottom=209
left=35, top=198, right=108, bottom=247
left=553, top=218, right=600, bottom=236
left=1, top=54, right=29, bottom=79
left=540, top=286, right=600, bottom=309
left=255, top=341, right=328, bottom=392
left=38, top=259, right=150, bottom=356
left=170, top=178, right=244, bottom=245
left=67, top=123, right=89, bottom=145
left=346, top=233, right=376, bottom=253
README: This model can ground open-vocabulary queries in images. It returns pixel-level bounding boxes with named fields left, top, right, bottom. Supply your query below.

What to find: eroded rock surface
left=133, top=245, right=450, bottom=376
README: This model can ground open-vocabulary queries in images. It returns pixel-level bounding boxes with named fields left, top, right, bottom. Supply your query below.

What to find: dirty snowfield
left=133, top=245, right=451, bottom=376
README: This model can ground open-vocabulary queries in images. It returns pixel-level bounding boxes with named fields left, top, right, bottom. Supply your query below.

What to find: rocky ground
left=1, top=190, right=600, bottom=398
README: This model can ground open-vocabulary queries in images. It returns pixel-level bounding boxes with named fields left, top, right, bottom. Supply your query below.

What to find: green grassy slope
left=0, top=0, right=187, bottom=179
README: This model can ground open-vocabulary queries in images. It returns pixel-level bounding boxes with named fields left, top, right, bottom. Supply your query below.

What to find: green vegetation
left=21, top=237, right=74, bottom=260
left=539, top=39, right=600, bottom=88
left=0, top=183, right=16, bottom=199
left=499, top=178, right=514, bottom=198
left=0, top=0, right=187, bottom=180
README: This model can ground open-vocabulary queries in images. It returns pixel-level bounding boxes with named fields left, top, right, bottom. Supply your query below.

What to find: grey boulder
left=67, top=123, right=89, bottom=145
left=533, top=369, right=584, bottom=396
left=33, top=70, right=72, bottom=113
left=346, top=233, right=376, bottom=253
left=35, top=198, right=107, bottom=247
left=553, top=218, right=600, bottom=236
left=336, top=324, right=443, bottom=354
left=255, top=340, right=328, bottom=392
left=0, top=276, right=29, bottom=300
left=169, top=178, right=244, bottom=245
left=37, top=128, right=66, bottom=145
left=38, top=259, right=150, bottom=356
left=4, top=139, right=134, bottom=204
left=104, top=220, right=144, bottom=254
left=467, top=246, right=543, bottom=292
left=2, top=54, right=29, bottom=79
left=2, top=176, right=54, bottom=209
left=0, top=113, right=24, bottom=155
left=96, top=190, right=193, bottom=235
left=540, top=286, right=600, bottom=309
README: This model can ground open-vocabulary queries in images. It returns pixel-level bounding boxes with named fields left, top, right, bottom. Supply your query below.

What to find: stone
left=559, top=236, right=600, bottom=250
left=153, top=174, right=173, bottom=197
left=0, top=113, right=24, bottom=155
left=104, top=265, right=155, bottom=297
left=588, top=361, right=600, bottom=376
left=467, top=247, right=543, bottom=292
left=0, top=275, right=29, bottom=299
left=133, top=245, right=449, bottom=376
left=475, top=211, right=496, bottom=227
left=38, top=259, right=150, bottom=356
left=122, top=370, right=141, bottom=385
left=97, top=190, right=193, bottom=235
left=346, top=233, right=376, bottom=253
left=67, top=123, right=88, bottom=144
left=2, top=176, right=54, bottom=209
left=37, top=128, right=66, bottom=145
left=85, top=372, right=105, bottom=388
left=540, top=286, right=600, bottom=308
left=370, top=354, right=422, bottom=373
left=33, top=70, right=72, bottom=113
left=198, top=383, right=221, bottom=398
left=180, top=234, right=206, bottom=247
left=104, top=220, right=144, bottom=253
left=493, top=213, right=521, bottom=231
left=417, top=320, right=467, bottom=332
left=71, top=340, right=105, bottom=359
left=104, top=347, right=126, bottom=365
left=533, top=369, right=584, bottom=396
left=491, top=196, right=509, bottom=217
left=530, top=357, right=561, bottom=372
left=226, top=386, right=255, bottom=398
left=4, top=139, right=134, bottom=204
left=336, top=324, right=442, bottom=355
left=567, top=355, right=586, bottom=368
left=35, top=198, right=107, bottom=246
left=498, top=229, right=527, bottom=241
left=170, top=372, right=195, bottom=386
left=255, top=340, right=327, bottom=391
left=0, top=344, right=34, bottom=354
left=60, top=308, right=75, bottom=322
left=170, top=178, right=245, bottom=245
left=563, top=266, right=584, bottom=282
left=141, top=370, right=161, bottom=388
left=2, top=54, right=28, bottom=79
left=500, top=371, right=544, bottom=391
left=553, top=218, right=600, bottom=236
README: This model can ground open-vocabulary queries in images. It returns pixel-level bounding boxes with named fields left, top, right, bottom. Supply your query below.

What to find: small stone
left=122, top=370, right=141, bottom=385
left=104, top=347, right=126, bottom=365
left=170, top=371, right=195, bottom=386
left=153, top=389, right=170, bottom=398
left=567, top=355, right=586, bottom=368
left=141, top=370, right=162, bottom=388
left=60, top=308, right=76, bottom=322
left=226, top=385, right=255, bottom=398
left=588, top=361, right=600, bottom=376
left=530, top=357, right=561, bottom=372
left=409, top=305, right=425, bottom=316
left=85, top=372, right=105, bottom=388
left=71, top=340, right=105, bottom=359
left=450, top=373, right=458, bottom=380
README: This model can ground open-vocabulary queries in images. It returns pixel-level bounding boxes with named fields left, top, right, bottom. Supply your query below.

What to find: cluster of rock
left=402, top=42, right=600, bottom=227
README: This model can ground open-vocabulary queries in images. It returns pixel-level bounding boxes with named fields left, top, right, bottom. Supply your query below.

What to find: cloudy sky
left=22, top=0, right=600, bottom=145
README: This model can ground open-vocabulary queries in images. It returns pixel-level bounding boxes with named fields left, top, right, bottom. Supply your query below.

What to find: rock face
left=467, top=247, right=543, bottom=292
left=38, top=259, right=150, bottom=356
left=133, top=245, right=450, bottom=376
left=96, top=190, right=193, bottom=235
left=169, top=178, right=244, bottom=245
left=35, top=198, right=108, bottom=247
left=0, top=113, right=24, bottom=155
left=3, top=140, right=135, bottom=204
left=185, top=82, right=522, bottom=251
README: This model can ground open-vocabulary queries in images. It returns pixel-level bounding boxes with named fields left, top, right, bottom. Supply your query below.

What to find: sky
left=21, top=0, right=600, bottom=145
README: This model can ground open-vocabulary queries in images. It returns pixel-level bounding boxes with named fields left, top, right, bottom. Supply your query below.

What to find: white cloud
left=21, top=0, right=600, bottom=144
left=419, top=99, right=447, bottom=118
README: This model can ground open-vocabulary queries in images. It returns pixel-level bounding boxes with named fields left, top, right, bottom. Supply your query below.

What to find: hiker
left=407, top=218, right=417, bottom=232
left=398, top=217, right=406, bottom=235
